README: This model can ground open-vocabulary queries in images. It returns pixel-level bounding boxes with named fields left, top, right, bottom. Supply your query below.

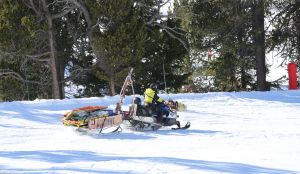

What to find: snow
left=1, top=90, right=300, bottom=174
left=266, top=50, right=288, bottom=83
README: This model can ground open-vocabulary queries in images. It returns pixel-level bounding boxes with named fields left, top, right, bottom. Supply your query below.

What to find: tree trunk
left=42, top=0, right=61, bottom=99
left=252, top=0, right=267, bottom=91
left=110, top=76, right=116, bottom=96
left=70, top=0, right=118, bottom=96
left=57, top=60, right=66, bottom=99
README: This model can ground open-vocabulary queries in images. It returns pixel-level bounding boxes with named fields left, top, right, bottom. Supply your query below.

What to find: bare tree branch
left=91, top=18, right=112, bottom=31
left=68, top=0, right=92, bottom=29
left=0, top=50, right=20, bottom=61
left=152, top=22, right=189, bottom=51
left=147, top=0, right=171, bottom=25
left=52, top=7, right=75, bottom=19
left=0, top=69, right=43, bottom=84
left=163, top=28, right=189, bottom=51
left=25, top=52, right=51, bottom=62
left=22, top=0, right=44, bottom=22
left=61, top=65, right=92, bottom=83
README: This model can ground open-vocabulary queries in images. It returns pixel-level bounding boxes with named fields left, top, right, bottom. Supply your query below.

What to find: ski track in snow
left=1, top=91, right=300, bottom=174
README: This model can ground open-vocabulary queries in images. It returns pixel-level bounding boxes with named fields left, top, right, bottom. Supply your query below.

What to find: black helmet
left=133, top=97, right=142, bottom=105
left=150, top=83, right=158, bottom=90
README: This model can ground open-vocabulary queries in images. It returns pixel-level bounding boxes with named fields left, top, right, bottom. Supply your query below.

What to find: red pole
left=287, top=63, right=298, bottom=90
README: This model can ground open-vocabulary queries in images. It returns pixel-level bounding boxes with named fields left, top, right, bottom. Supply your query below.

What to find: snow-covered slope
left=1, top=90, right=300, bottom=174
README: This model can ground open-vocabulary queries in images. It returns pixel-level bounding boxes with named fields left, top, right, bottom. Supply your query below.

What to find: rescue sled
left=61, top=69, right=135, bottom=133
left=62, top=106, right=123, bottom=133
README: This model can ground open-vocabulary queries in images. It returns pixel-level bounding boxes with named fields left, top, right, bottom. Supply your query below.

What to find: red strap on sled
left=73, top=106, right=107, bottom=111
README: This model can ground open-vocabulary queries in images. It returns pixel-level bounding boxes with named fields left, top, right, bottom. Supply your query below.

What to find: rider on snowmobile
left=144, top=83, right=165, bottom=124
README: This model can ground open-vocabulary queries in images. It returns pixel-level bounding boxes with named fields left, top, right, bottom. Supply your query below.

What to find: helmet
left=149, top=83, right=158, bottom=90
left=133, top=97, right=142, bottom=105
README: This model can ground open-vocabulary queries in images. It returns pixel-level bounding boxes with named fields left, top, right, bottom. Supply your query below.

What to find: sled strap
left=99, top=116, right=107, bottom=133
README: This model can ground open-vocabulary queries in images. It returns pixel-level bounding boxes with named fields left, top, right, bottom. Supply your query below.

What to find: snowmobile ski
left=171, top=121, right=190, bottom=130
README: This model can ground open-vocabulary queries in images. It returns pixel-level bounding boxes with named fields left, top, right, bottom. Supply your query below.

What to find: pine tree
left=176, top=0, right=269, bottom=91
left=133, top=18, right=190, bottom=94
left=70, top=0, right=147, bottom=96
left=0, top=0, right=41, bottom=100
left=0, top=0, right=79, bottom=99
left=268, top=0, right=300, bottom=62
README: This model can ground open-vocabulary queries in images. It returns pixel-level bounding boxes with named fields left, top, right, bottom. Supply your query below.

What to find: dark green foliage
left=0, top=1, right=45, bottom=100
left=0, top=57, right=24, bottom=101
left=85, top=0, right=147, bottom=95
left=70, top=70, right=108, bottom=98
left=176, top=0, right=267, bottom=92
left=208, top=52, right=241, bottom=91
left=0, top=77, right=24, bottom=101
left=267, top=0, right=300, bottom=62
left=2, top=0, right=299, bottom=101
left=133, top=18, right=190, bottom=94
left=0, top=0, right=190, bottom=100
left=67, top=53, right=108, bottom=97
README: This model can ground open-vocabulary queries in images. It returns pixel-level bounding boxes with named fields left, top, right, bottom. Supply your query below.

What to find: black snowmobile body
left=123, top=97, right=190, bottom=131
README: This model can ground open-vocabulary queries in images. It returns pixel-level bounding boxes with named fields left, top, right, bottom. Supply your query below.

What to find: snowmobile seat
left=136, top=104, right=152, bottom=116
left=128, top=103, right=151, bottom=117
left=132, top=97, right=153, bottom=117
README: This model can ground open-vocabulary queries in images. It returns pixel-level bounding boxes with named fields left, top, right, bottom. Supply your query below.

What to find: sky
left=1, top=89, right=300, bottom=174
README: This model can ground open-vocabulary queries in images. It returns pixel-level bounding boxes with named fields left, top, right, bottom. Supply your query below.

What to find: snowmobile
left=115, top=69, right=190, bottom=130
left=116, top=69, right=190, bottom=131
left=122, top=97, right=190, bottom=131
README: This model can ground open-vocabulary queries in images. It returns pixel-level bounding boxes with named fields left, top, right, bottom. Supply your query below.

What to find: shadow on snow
left=0, top=150, right=297, bottom=174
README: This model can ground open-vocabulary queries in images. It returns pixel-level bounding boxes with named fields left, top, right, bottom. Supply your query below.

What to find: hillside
left=0, top=90, right=300, bottom=174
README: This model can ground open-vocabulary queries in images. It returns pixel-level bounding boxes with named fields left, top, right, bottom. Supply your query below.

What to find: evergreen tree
left=71, top=0, right=147, bottom=96
left=268, top=0, right=300, bottom=63
left=0, top=0, right=84, bottom=100
left=176, top=0, right=269, bottom=92
left=93, top=0, right=146, bottom=95
left=0, top=0, right=45, bottom=100
left=133, top=18, right=190, bottom=94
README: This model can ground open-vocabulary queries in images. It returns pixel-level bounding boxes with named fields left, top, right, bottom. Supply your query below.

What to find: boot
left=156, top=112, right=163, bottom=125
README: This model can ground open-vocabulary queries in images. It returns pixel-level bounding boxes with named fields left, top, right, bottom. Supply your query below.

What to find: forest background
left=0, top=0, right=299, bottom=101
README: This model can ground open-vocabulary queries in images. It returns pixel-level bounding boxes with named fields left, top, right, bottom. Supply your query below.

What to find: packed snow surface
left=1, top=90, right=300, bottom=174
